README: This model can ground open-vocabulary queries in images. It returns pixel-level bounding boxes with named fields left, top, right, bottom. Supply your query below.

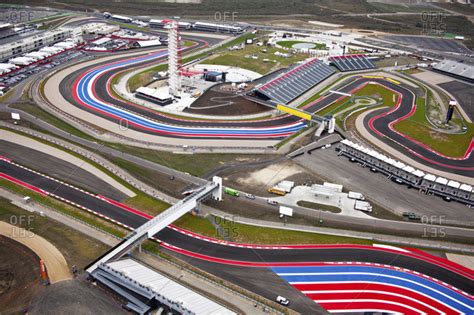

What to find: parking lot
left=294, top=146, right=474, bottom=224
left=0, top=49, right=86, bottom=88
left=383, top=35, right=473, bottom=55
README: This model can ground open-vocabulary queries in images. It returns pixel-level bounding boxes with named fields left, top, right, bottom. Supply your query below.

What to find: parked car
left=402, top=212, right=416, bottom=217
left=267, top=199, right=278, bottom=206
left=391, top=177, right=403, bottom=184
left=245, top=193, right=255, bottom=199
left=408, top=213, right=422, bottom=220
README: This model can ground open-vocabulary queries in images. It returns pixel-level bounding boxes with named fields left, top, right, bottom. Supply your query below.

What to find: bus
left=268, top=187, right=286, bottom=196
left=224, top=187, right=240, bottom=197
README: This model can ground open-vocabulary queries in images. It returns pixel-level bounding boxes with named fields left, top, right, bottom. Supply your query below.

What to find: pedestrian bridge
left=86, top=177, right=222, bottom=274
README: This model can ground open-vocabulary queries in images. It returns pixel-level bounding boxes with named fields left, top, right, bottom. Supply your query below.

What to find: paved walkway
left=0, top=220, right=72, bottom=284
left=272, top=186, right=372, bottom=219
left=354, top=108, right=474, bottom=184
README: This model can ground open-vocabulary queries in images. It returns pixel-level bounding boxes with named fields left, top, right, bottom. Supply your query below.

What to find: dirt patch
left=0, top=221, right=71, bottom=284
left=0, top=236, right=44, bottom=314
left=234, top=161, right=304, bottom=188
left=29, top=277, right=126, bottom=315
left=220, top=160, right=325, bottom=197
left=185, top=88, right=270, bottom=116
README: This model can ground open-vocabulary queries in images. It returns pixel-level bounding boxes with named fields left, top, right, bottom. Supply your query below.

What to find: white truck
left=348, top=191, right=365, bottom=200
left=354, top=200, right=372, bottom=212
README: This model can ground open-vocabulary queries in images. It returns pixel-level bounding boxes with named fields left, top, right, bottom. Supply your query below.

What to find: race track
left=49, top=48, right=473, bottom=173
left=1, top=156, right=472, bottom=314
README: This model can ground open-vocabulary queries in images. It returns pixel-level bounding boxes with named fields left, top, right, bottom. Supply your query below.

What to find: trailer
left=276, top=180, right=295, bottom=193
left=224, top=187, right=239, bottom=197
left=279, top=206, right=293, bottom=217
left=111, top=15, right=132, bottom=23
left=348, top=191, right=365, bottom=200
left=354, top=200, right=372, bottom=212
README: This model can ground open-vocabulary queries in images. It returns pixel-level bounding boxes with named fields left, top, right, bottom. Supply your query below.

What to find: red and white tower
left=168, top=20, right=180, bottom=96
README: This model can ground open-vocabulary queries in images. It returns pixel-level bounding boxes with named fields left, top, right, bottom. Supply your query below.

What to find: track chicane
left=273, top=264, right=474, bottom=314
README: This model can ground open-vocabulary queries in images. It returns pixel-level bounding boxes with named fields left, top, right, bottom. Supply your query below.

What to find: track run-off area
left=0, top=155, right=472, bottom=314
left=42, top=44, right=473, bottom=174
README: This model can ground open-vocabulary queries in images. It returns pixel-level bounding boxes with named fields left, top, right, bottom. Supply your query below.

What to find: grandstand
left=255, top=58, right=335, bottom=104
left=433, top=59, right=474, bottom=83
left=329, top=54, right=375, bottom=72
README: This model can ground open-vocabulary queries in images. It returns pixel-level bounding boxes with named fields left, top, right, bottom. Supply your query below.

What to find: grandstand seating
left=256, top=59, right=335, bottom=104
left=329, top=54, right=375, bottom=72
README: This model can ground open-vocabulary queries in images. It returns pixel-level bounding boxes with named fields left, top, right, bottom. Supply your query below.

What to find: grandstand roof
left=256, top=58, right=335, bottom=104
left=106, top=259, right=236, bottom=315
left=433, top=59, right=474, bottom=81
left=329, top=54, right=376, bottom=72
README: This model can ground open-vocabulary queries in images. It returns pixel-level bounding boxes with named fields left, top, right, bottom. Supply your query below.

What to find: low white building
left=133, top=39, right=162, bottom=48
left=0, top=28, right=74, bottom=61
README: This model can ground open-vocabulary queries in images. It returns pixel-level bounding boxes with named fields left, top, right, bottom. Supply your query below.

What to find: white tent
left=54, top=41, right=75, bottom=49
left=40, top=46, right=63, bottom=54
left=9, top=57, right=35, bottom=66
left=135, top=39, right=162, bottom=48
left=0, top=63, right=17, bottom=74
left=24, top=51, right=49, bottom=60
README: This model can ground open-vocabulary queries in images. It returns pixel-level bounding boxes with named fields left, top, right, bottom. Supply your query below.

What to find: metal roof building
left=101, top=258, right=237, bottom=315
left=433, top=60, right=474, bottom=83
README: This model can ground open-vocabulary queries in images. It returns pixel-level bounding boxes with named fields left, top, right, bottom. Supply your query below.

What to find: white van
left=276, top=296, right=289, bottom=305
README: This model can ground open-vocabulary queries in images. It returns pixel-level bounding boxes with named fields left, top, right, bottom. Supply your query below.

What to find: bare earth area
left=0, top=221, right=71, bottom=284
left=0, top=236, right=44, bottom=314
left=185, top=88, right=269, bottom=116
left=29, top=277, right=127, bottom=315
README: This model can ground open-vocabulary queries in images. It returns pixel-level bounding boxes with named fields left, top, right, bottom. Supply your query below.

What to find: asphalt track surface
left=0, top=140, right=127, bottom=200
left=438, top=80, right=474, bottom=121
left=360, top=78, right=473, bottom=176
left=1, top=157, right=473, bottom=313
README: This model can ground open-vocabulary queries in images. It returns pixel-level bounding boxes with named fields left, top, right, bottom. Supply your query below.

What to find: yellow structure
left=362, top=75, right=384, bottom=79
left=277, top=104, right=312, bottom=120
left=386, top=77, right=401, bottom=85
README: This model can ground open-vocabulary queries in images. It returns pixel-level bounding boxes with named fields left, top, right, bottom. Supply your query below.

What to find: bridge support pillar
left=212, top=176, right=223, bottom=201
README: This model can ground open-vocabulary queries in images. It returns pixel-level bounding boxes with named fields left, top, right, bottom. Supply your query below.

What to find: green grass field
left=394, top=109, right=474, bottom=158
left=296, top=201, right=341, bottom=213
left=214, top=216, right=372, bottom=245
left=315, top=83, right=398, bottom=117
left=276, top=40, right=327, bottom=50
left=205, top=43, right=308, bottom=74
left=106, top=143, right=273, bottom=177
left=123, top=192, right=170, bottom=216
